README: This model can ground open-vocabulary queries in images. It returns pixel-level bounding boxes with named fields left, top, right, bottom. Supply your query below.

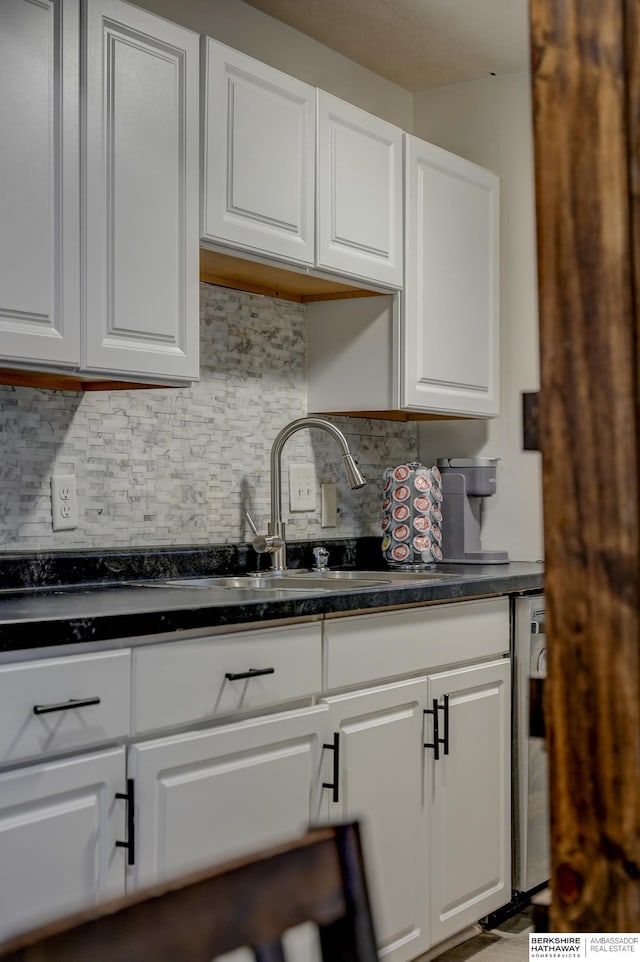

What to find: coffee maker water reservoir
left=437, top=458, right=509, bottom=563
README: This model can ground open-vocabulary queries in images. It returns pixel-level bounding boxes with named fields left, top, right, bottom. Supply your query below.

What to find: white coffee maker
left=437, top=458, right=508, bottom=563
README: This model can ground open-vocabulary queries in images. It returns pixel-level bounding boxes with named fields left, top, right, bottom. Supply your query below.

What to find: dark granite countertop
left=0, top=539, right=544, bottom=652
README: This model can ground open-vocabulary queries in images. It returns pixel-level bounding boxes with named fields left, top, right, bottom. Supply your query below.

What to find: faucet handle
left=312, top=546, right=330, bottom=571
left=245, top=512, right=284, bottom=555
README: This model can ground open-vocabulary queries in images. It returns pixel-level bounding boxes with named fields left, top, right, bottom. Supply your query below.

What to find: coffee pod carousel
left=381, top=462, right=444, bottom=567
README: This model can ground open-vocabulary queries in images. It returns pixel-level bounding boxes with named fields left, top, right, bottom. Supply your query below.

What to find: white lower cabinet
left=320, top=678, right=429, bottom=962
left=0, top=599, right=512, bottom=961
left=130, top=703, right=329, bottom=962
left=427, top=659, right=511, bottom=948
left=130, top=703, right=329, bottom=886
left=0, top=746, right=127, bottom=943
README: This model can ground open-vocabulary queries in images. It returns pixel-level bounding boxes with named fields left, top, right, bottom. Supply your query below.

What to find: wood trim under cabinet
left=317, top=410, right=471, bottom=421
left=0, top=369, right=171, bottom=392
left=199, top=248, right=383, bottom=303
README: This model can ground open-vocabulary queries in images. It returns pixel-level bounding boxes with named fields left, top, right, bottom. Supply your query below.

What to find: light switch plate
left=321, top=482, right=337, bottom=527
left=289, top=463, right=315, bottom=512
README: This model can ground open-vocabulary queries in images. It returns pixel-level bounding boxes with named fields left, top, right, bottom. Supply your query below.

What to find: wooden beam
left=531, top=0, right=640, bottom=930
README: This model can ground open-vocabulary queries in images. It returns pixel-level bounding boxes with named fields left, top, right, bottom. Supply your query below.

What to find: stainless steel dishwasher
left=512, top=593, right=550, bottom=895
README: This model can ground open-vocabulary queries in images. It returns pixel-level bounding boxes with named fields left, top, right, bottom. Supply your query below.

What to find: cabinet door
left=201, top=38, right=315, bottom=266
left=404, top=135, right=500, bottom=416
left=426, top=659, right=510, bottom=946
left=84, top=0, right=199, bottom=381
left=130, top=704, right=329, bottom=887
left=321, top=678, right=429, bottom=962
left=0, top=0, right=80, bottom=368
left=0, top=747, right=126, bottom=942
left=317, top=92, right=403, bottom=288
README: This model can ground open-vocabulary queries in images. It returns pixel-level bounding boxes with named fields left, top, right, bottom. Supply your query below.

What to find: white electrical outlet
left=51, top=474, right=78, bottom=530
left=289, top=463, right=315, bottom=512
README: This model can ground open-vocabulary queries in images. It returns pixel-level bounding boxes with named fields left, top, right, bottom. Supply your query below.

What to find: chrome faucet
left=248, top=417, right=367, bottom=573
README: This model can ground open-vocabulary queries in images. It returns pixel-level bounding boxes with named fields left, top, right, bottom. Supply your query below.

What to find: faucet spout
left=267, top=417, right=367, bottom=572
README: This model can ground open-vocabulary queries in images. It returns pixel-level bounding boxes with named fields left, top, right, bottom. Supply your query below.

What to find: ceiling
left=240, top=0, right=530, bottom=92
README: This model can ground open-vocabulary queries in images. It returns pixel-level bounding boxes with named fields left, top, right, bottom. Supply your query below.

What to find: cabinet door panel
left=317, top=92, right=403, bottom=288
left=202, top=39, right=315, bottom=265
left=0, top=747, right=126, bottom=942
left=0, top=0, right=80, bottom=366
left=322, top=679, right=428, bottom=962
left=427, top=659, right=510, bottom=945
left=84, top=0, right=199, bottom=380
left=404, top=135, right=499, bottom=416
left=130, top=704, right=329, bottom=888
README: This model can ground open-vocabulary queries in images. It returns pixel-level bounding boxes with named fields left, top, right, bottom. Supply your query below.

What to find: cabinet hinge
left=115, top=778, right=135, bottom=866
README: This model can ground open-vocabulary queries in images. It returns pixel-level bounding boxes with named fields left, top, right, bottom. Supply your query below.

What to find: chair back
left=0, top=822, right=379, bottom=962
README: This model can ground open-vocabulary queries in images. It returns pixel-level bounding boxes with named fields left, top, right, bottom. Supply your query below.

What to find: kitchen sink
left=139, top=575, right=391, bottom=591
left=135, top=569, right=462, bottom=592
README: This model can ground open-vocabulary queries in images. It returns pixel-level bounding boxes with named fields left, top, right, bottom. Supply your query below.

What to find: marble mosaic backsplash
left=0, top=284, right=418, bottom=551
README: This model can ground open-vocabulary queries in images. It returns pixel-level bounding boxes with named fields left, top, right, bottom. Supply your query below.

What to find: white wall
left=413, top=73, right=544, bottom=562
left=134, top=0, right=414, bottom=130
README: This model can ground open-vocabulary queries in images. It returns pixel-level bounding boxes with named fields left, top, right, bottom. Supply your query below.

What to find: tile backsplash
left=0, top=284, right=418, bottom=551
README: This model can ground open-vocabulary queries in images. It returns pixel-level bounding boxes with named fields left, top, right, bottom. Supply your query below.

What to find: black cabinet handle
left=442, top=693, right=450, bottom=756
left=322, top=732, right=340, bottom=803
left=424, top=695, right=449, bottom=759
left=225, top=667, right=275, bottom=682
left=33, top=696, right=101, bottom=715
left=115, top=779, right=135, bottom=866
left=424, top=698, right=440, bottom=760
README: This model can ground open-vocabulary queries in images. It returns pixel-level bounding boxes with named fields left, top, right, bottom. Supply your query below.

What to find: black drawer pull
left=322, top=732, right=340, bottom=803
left=424, top=695, right=449, bottom=760
left=115, top=779, right=135, bottom=866
left=225, top=667, right=275, bottom=682
left=33, top=696, right=101, bottom=715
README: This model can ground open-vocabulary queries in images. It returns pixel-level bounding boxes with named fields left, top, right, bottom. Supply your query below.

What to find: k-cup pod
left=414, top=473, right=432, bottom=494
left=431, top=464, right=442, bottom=485
left=414, top=496, right=431, bottom=514
left=381, top=533, right=392, bottom=552
left=392, top=523, right=410, bottom=542
left=431, top=524, right=443, bottom=544
left=392, top=503, right=410, bottom=522
left=431, top=505, right=443, bottom=524
left=382, top=496, right=391, bottom=512
left=413, top=515, right=431, bottom=533
left=413, top=535, right=431, bottom=553
left=431, top=484, right=443, bottom=503
left=390, top=543, right=410, bottom=563
left=431, top=543, right=443, bottom=562
left=381, top=515, right=391, bottom=532
left=392, top=464, right=411, bottom=483
left=392, top=484, right=411, bottom=502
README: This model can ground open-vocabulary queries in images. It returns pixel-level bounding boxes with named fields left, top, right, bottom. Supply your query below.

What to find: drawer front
left=324, top=598, right=510, bottom=690
left=133, top=622, right=322, bottom=734
left=0, top=650, right=131, bottom=765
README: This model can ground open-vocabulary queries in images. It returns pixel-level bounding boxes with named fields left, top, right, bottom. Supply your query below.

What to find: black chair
left=0, top=822, right=379, bottom=962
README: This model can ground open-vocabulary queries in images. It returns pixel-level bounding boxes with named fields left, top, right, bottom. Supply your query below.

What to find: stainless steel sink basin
left=292, top=569, right=461, bottom=583
left=142, top=575, right=391, bottom=591
left=135, top=569, right=461, bottom=592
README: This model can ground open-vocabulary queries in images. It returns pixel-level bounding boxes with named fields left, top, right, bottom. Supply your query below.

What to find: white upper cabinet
left=0, top=0, right=199, bottom=385
left=0, top=0, right=80, bottom=368
left=84, top=0, right=200, bottom=382
left=307, top=138, right=500, bottom=419
left=403, top=135, right=500, bottom=416
left=201, top=38, right=316, bottom=266
left=316, top=92, right=403, bottom=289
